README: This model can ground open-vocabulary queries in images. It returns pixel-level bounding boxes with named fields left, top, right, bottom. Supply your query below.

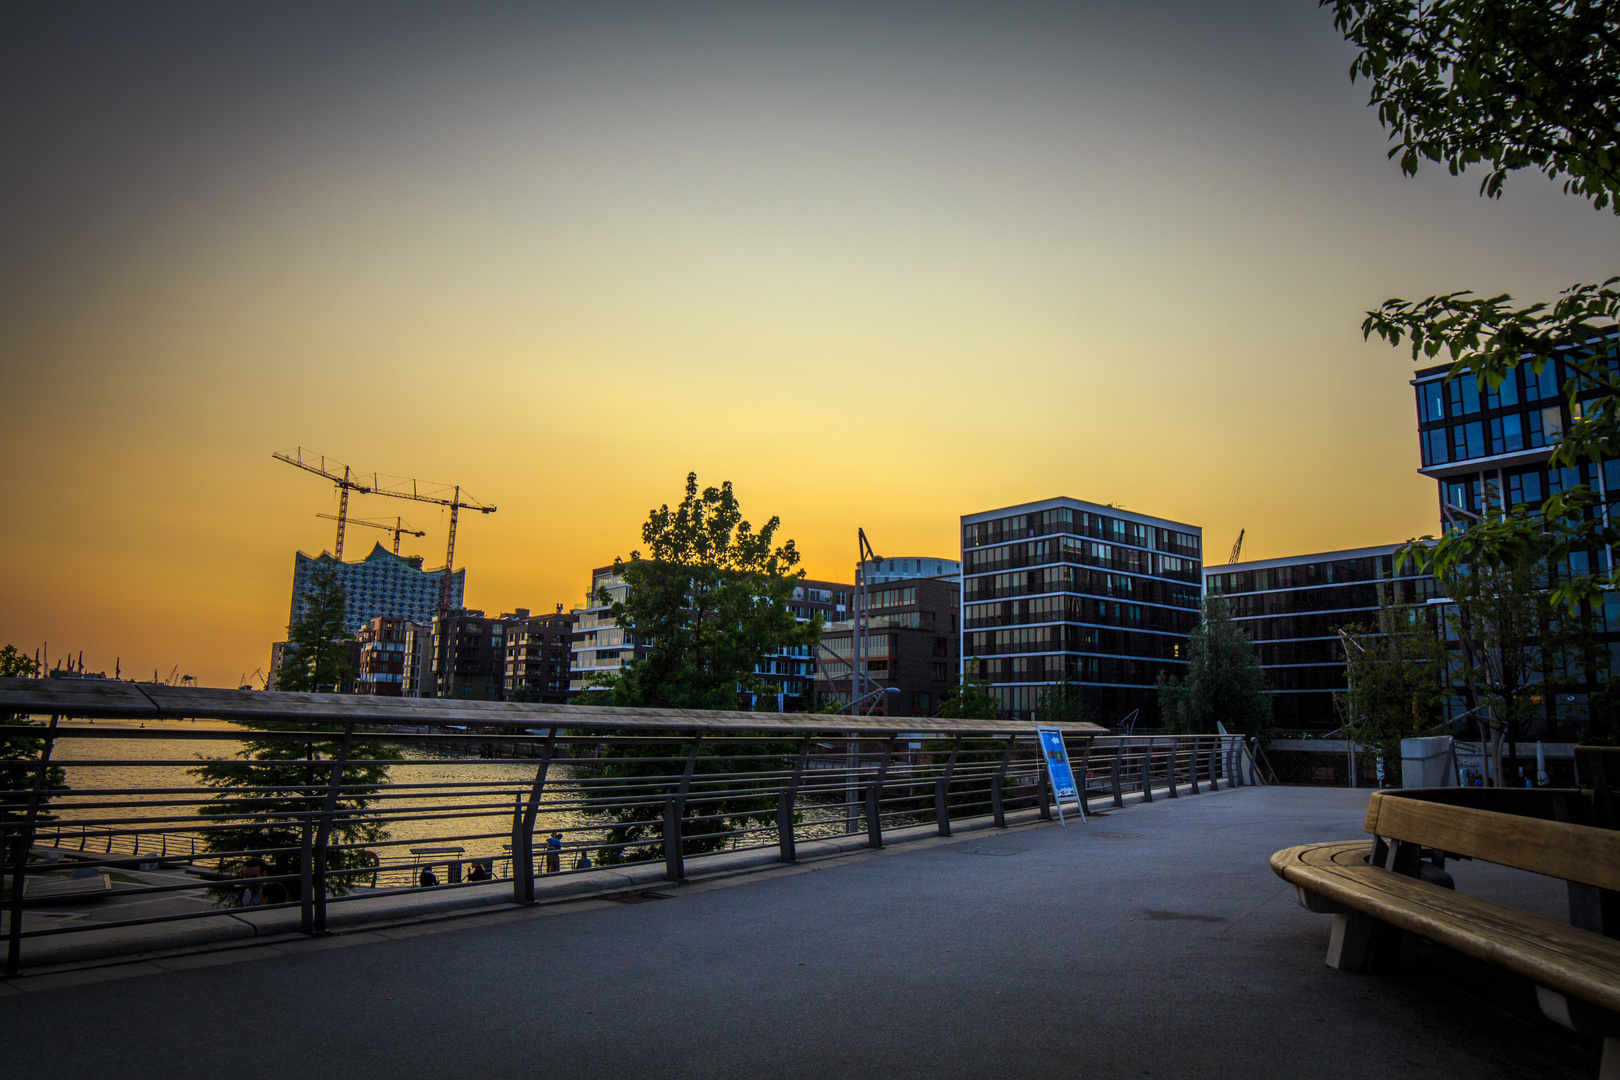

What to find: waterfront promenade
left=0, top=785, right=1598, bottom=1079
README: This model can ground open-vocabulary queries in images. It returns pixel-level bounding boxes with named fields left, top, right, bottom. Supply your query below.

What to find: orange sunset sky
left=3, top=2, right=1618, bottom=687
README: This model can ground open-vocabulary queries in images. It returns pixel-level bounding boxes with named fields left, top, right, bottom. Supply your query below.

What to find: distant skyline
left=4, top=1, right=1618, bottom=687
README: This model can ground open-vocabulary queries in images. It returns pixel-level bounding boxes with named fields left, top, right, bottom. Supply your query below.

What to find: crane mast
left=273, top=446, right=496, bottom=610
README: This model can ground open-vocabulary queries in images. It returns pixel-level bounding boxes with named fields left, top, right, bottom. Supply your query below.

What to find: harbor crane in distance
left=273, top=447, right=373, bottom=560
left=1228, top=528, right=1245, bottom=564
left=271, top=446, right=496, bottom=612
left=315, top=513, right=425, bottom=556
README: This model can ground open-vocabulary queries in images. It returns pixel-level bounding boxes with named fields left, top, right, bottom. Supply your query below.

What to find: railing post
left=1187, top=737, right=1201, bottom=795
left=665, top=733, right=702, bottom=884
left=516, top=730, right=555, bottom=904
left=1140, top=739, right=1153, bottom=803
left=1079, top=742, right=1094, bottom=815
left=991, top=738, right=1016, bottom=828
left=663, top=798, right=684, bottom=882
left=299, top=819, right=314, bottom=934
left=778, top=735, right=812, bottom=864
left=934, top=736, right=962, bottom=837
left=6, top=713, right=59, bottom=977
left=1111, top=741, right=1124, bottom=809
left=311, top=722, right=354, bottom=934
left=866, top=735, right=897, bottom=848
left=1167, top=741, right=1180, bottom=798
left=1208, top=741, right=1220, bottom=791
left=776, top=790, right=797, bottom=864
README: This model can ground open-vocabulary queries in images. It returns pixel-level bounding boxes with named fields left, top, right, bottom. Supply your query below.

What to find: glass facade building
left=960, top=497, right=1202, bottom=724
left=1205, top=546, right=1439, bottom=731
left=289, top=542, right=464, bottom=636
left=1414, top=356, right=1620, bottom=737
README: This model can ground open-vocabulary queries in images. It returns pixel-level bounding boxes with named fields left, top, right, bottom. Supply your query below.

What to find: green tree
left=583, top=473, right=819, bottom=865
left=1328, top=0, right=1620, bottom=609
left=1037, top=677, right=1094, bottom=728
left=277, top=565, right=355, bottom=693
left=2, top=645, right=65, bottom=832
left=1406, top=507, right=1596, bottom=781
left=1338, top=596, right=1450, bottom=783
left=1157, top=594, right=1272, bottom=737
left=589, top=472, right=818, bottom=708
left=940, top=675, right=1000, bottom=721
left=192, top=578, right=396, bottom=903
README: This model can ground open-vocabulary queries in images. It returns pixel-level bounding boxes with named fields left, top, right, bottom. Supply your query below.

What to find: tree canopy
left=1329, top=0, right=1620, bottom=609
left=588, top=472, right=818, bottom=709
left=1338, top=596, right=1449, bottom=781
left=1, top=644, right=64, bottom=829
left=1157, top=594, right=1272, bottom=737
left=277, top=565, right=355, bottom=693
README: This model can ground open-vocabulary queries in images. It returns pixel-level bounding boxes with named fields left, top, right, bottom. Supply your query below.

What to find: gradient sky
left=4, top=1, right=1618, bottom=687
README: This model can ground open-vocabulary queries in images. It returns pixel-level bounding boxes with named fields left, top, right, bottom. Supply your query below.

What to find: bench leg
left=1326, top=912, right=1377, bottom=971
left=1326, top=911, right=1416, bottom=972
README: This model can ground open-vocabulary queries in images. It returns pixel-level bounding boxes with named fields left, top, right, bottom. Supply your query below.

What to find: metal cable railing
left=0, top=680, right=1257, bottom=975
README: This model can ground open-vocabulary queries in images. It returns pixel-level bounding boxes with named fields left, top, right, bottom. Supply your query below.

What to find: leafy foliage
left=1338, top=597, right=1450, bottom=782
left=1329, top=0, right=1620, bottom=612
left=939, top=676, right=1000, bottom=720
left=277, top=565, right=356, bottom=693
left=1036, top=677, right=1094, bottom=728
left=1400, top=510, right=1597, bottom=766
left=192, top=578, right=396, bottom=903
left=1157, top=594, right=1272, bottom=737
left=1, top=644, right=64, bottom=826
left=582, top=473, right=817, bottom=865
left=590, top=472, right=818, bottom=709
left=1328, top=0, right=1620, bottom=208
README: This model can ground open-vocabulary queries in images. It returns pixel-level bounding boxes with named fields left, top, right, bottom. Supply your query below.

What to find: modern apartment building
left=356, top=615, right=420, bottom=697
left=816, top=576, right=960, bottom=717
left=1414, top=355, right=1618, bottom=737
left=1204, top=546, right=1439, bottom=730
left=289, top=542, right=464, bottom=635
left=430, top=608, right=504, bottom=700
left=960, top=497, right=1202, bottom=725
left=502, top=607, right=576, bottom=704
left=570, top=565, right=646, bottom=695
left=753, top=579, right=851, bottom=709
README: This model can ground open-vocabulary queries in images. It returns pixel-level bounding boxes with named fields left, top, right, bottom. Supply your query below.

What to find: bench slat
left=1363, top=791, right=1620, bottom=893
left=1273, top=841, right=1620, bottom=1015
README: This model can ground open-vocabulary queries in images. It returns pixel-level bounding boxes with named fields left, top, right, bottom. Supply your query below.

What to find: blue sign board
left=1037, top=728, right=1086, bottom=824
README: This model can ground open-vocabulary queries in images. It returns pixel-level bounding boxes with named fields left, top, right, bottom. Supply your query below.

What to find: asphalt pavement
left=0, top=785, right=1600, bottom=1079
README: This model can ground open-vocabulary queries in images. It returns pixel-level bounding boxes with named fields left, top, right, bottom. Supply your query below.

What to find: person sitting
left=467, top=860, right=489, bottom=882
left=419, top=866, right=439, bottom=888
left=261, top=880, right=288, bottom=905
left=240, top=857, right=269, bottom=907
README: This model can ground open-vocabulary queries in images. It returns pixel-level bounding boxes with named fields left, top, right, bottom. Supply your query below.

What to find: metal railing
left=0, top=679, right=1256, bottom=975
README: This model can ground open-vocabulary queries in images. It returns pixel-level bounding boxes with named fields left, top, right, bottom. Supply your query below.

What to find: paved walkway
left=1, top=786, right=1600, bottom=1078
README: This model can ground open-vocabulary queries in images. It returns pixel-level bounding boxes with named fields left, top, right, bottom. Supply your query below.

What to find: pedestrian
left=546, top=832, right=562, bottom=874
left=240, top=857, right=268, bottom=907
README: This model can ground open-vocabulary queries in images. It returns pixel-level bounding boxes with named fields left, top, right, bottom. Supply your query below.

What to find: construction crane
left=273, top=448, right=373, bottom=559
left=272, top=447, right=496, bottom=611
left=1228, top=528, right=1245, bottom=564
left=315, top=513, right=425, bottom=555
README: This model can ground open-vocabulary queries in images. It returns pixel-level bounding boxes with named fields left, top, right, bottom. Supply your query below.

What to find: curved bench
left=1273, top=788, right=1620, bottom=1077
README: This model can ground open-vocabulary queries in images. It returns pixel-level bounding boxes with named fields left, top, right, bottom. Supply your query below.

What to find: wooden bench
left=1272, top=787, right=1620, bottom=1076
